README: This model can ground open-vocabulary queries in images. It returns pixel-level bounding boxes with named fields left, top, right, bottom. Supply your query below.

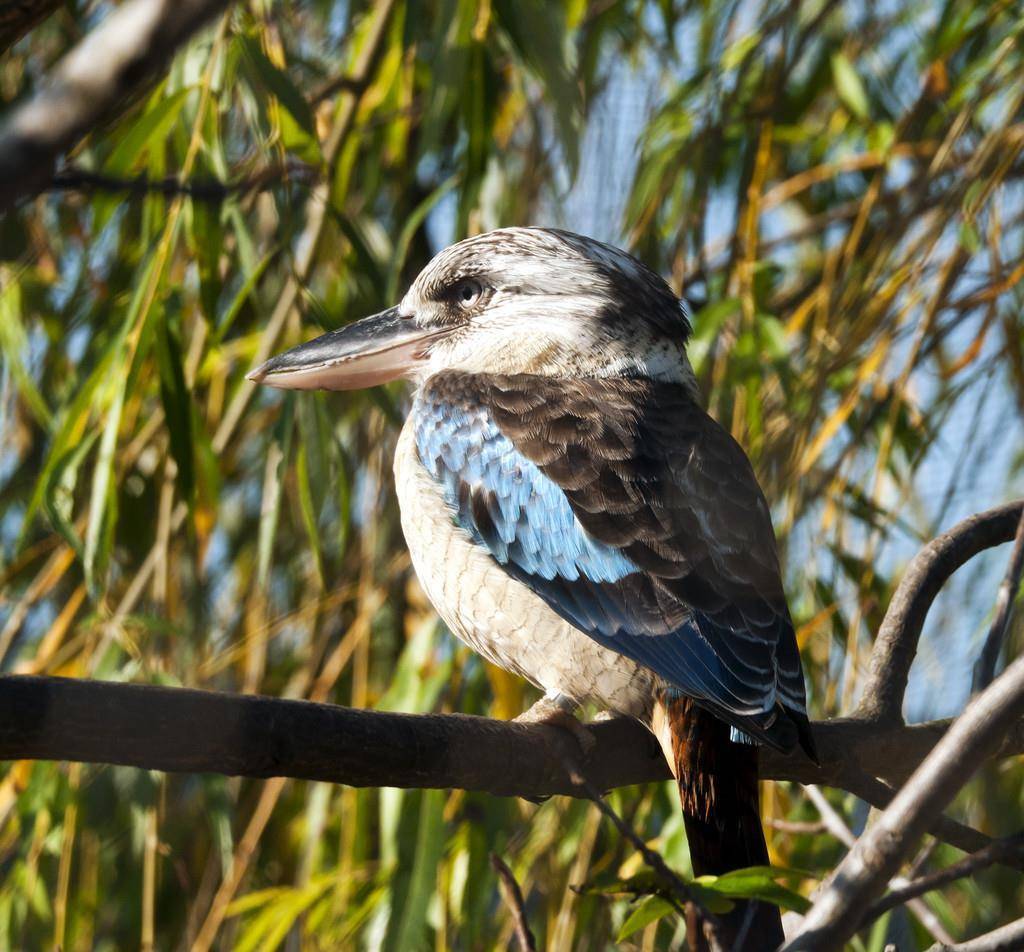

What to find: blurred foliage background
left=1, top=0, right=1023, bottom=948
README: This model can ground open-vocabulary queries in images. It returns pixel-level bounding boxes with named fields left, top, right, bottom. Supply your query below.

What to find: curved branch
left=0, top=0, right=233, bottom=214
left=856, top=501, right=1024, bottom=725
left=973, top=508, right=1024, bottom=691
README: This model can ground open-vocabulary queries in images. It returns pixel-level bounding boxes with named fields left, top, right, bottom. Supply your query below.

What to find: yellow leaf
left=798, top=337, right=890, bottom=475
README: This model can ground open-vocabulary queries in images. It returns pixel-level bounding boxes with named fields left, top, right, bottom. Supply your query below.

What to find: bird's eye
left=453, top=279, right=483, bottom=309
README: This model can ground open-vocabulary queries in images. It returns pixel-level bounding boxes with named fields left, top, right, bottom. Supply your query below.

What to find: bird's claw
left=513, top=695, right=597, bottom=756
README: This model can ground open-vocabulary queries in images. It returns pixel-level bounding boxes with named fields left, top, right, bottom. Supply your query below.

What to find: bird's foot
left=513, top=693, right=596, bottom=756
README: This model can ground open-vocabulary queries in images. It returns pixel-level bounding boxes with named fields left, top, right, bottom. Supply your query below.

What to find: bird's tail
left=652, top=693, right=784, bottom=952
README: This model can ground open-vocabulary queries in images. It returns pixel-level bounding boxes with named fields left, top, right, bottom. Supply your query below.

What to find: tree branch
left=0, top=0, right=233, bottom=214
left=833, top=771, right=1008, bottom=862
left=0, top=674, right=668, bottom=798
left=856, top=501, right=1024, bottom=725
left=46, top=162, right=320, bottom=201
left=801, top=785, right=954, bottom=946
left=925, top=916, right=1024, bottom=952
left=490, top=853, right=537, bottom=952
left=0, top=675, right=1020, bottom=810
left=859, top=834, right=1024, bottom=928
left=781, top=652, right=1024, bottom=950
left=973, top=507, right=1024, bottom=691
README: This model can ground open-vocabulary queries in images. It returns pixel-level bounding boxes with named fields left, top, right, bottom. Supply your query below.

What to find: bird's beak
left=246, top=306, right=445, bottom=391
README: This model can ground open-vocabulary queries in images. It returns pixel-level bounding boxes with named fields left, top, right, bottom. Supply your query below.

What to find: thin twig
left=47, top=162, right=320, bottom=201
left=973, top=508, right=1024, bottom=691
left=766, top=819, right=829, bottom=834
left=489, top=853, right=537, bottom=952
left=860, top=834, right=1024, bottom=928
left=835, top=770, right=1009, bottom=863
left=907, top=839, right=940, bottom=879
left=558, top=749, right=725, bottom=949
left=803, top=787, right=955, bottom=946
left=924, top=915, right=1024, bottom=952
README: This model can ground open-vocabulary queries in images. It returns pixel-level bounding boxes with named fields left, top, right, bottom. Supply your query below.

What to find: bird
left=248, top=226, right=815, bottom=949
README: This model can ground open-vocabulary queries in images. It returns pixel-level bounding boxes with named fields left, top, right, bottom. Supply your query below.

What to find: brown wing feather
left=422, top=371, right=811, bottom=748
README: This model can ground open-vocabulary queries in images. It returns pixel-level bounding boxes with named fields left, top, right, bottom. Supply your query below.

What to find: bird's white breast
left=393, top=417, right=654, bottom=720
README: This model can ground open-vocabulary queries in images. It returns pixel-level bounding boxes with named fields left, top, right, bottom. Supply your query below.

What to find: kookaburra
left=249, top=227, right=815, bottom=948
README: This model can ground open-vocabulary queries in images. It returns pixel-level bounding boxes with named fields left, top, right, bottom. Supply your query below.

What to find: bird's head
left=247, top=227, right=693, bottom=391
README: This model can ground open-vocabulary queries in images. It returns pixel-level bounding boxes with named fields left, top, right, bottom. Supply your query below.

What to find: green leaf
left=94, top=87, right=191, bottom=230
left=493, top=0, right=581, bottom=171
left=383, top=788, right=447, bottom=952
left=154, top=308, right=195, bottom=505
left=295, top=443, right=324, bottom=589
left=688, top=297, right=740, bottom=373
left=256, top=396, right=294, bottom=588
left=20, top=313, right=128, bottom=548
left=231, top=876, right=334, bottom=952
left=696, top=867, right=812, bottom=914
left=239, top=36, right=321, bottom=163
left=584, top=872, right=732, bottom=915
left=83, top=374, right=125, bottom=595
left=0, top=281, right=52, bottom=429
left=722, top=31, right=761, bottom=71
left=617, top=895, right=676, bottom=942
left=756, top=313, right=789, bottom=359
left=212, top=246, right=277, bottom=344
left=189, top=196, right=224, bottom=324
left=41, top=431, right=100, bottom=560
left=831, top=53, right=869, bottom=119
left=386, top=175, right=458, bottom=302
left=105, top=88, right=192, bottom=177
left=958, top=220, right=981, bottom=253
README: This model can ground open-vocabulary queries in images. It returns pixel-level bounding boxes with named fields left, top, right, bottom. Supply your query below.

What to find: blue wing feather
left=413, top=389, right=776, bottom=722
left=416, top=402, right=636, bottom=585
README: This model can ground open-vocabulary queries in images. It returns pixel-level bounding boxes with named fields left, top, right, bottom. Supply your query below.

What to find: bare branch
left=861, top=834, right=1024, bottom=928
left=781, top=653, right=1024, bottom=950
left=802, top=785, right=955, bottom=946
left=0, top=0, right=233, bottom=214
left=0, top=674, right=668, bottom=797
left=973, top=508, right=1024, bottom=691
left=856, top=501, right=1024, bottom=725
left=46, top=162, right=320, bottom=201
left=766, top=819, right=828, bottom=834
left=0, top=675, right=1019, bottom=844
left=560, top=752, right=723, bottom=941
left=834, top=771, right=1008, bottom=862
left=489, top=854, right=537, bottom=952
left=925, top=916, right=1024, bottom=952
